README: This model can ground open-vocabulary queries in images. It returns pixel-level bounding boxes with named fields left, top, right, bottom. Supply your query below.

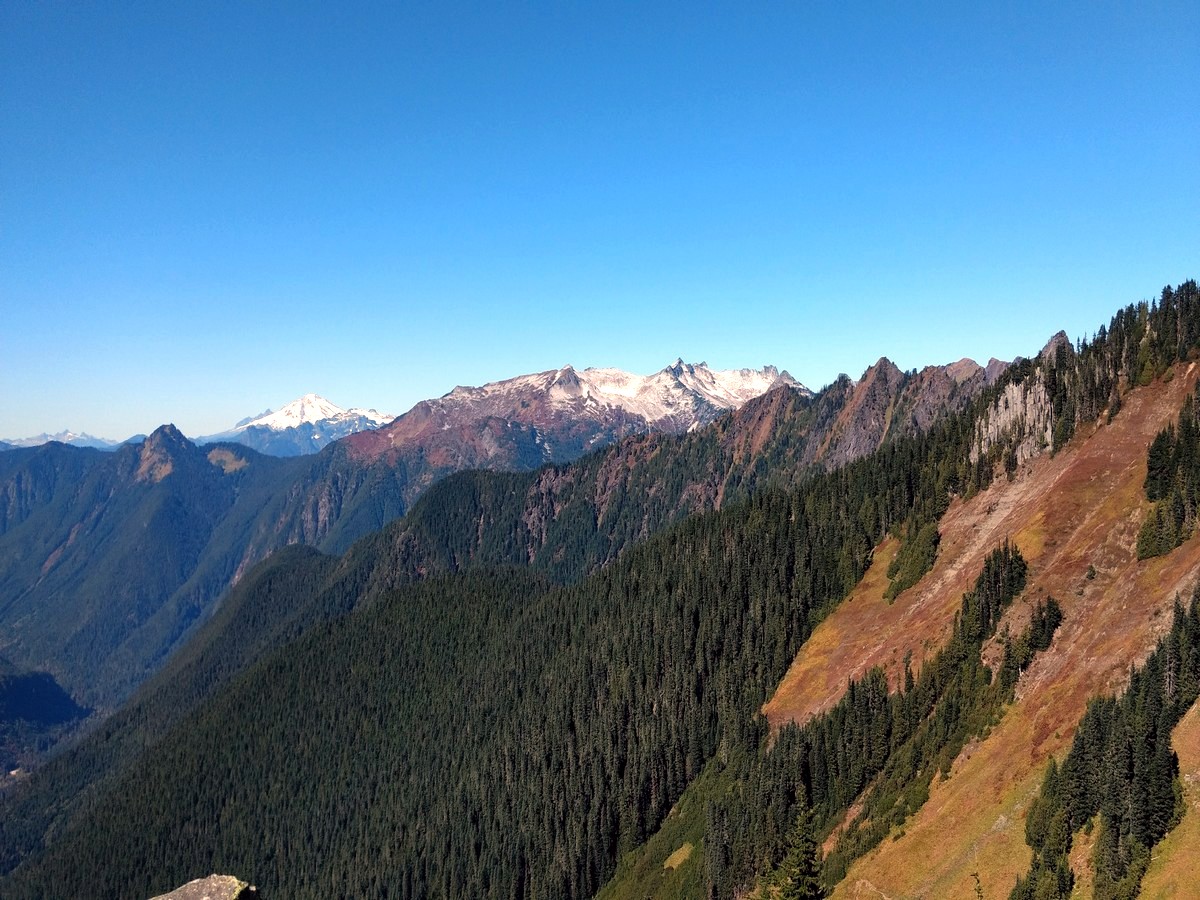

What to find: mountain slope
left=819, top=364, right=1200, bottom=898
left=0, top=431, right=310, bottom=707
left=0, top=354, right=1004, bottom=887
left=603, top=284, right=1200, bottom=899
left=0, top=401, right=974, bottom=898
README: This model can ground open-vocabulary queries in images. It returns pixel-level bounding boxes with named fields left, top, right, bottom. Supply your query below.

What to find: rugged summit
left=199, top=394, right=394, bottom=456
left=347, top=360, right=805, bottom=465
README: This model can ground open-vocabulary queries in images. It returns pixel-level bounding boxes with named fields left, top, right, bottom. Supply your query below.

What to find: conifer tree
left=778, top=804, right=824, bottom=900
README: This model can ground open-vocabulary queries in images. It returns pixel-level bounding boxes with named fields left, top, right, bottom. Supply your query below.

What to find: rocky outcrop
left=972, top=374, right=1054, bottom=466
left=972, top=333, right=1075, bottom=467
left=150, top=874, right=257, bottom=899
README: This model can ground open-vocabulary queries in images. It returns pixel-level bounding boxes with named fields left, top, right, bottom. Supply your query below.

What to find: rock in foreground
left=150, top=874, right=257, bottom=900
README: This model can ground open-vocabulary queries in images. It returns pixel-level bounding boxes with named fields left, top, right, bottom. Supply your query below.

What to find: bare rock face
left=972, top=374, right=1054, bottom=466
left=150, top=874, right=258, bottom=900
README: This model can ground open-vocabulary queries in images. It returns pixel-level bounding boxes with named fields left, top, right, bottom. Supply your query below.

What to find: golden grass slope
left=762, top=365, right=1200, bottom=898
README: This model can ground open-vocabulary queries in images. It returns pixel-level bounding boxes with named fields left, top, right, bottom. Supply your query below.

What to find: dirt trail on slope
left=760, top=366, right=1200, bottom=897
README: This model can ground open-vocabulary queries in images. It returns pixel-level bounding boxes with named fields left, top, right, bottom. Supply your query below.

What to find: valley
left=2, top=284, right=1199, bottom=899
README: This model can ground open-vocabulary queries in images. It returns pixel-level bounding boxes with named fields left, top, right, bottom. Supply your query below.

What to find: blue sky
left=2, top=2, right=1197, bottom=439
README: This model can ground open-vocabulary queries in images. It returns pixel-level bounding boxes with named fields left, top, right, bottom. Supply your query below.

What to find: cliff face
left=972, top=373, right=1055, bottom=465
left=971, top=332, right=1081, bottom=468
left=812, top=355, right=1005, bottom=470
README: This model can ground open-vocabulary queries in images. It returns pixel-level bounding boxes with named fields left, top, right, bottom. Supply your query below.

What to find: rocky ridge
left=346, top=360, right=805, bottom=465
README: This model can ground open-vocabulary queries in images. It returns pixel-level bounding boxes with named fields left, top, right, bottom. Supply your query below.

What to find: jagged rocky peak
left=1040, top=330, right=1072, bottom=363
left=347, top=359, right=808, bottom=465
left=934, top=356, right=1011, bottom=386
left=550, top=364, right=583, bottom=393
left=150, top=874, right=257, bottom=899
left=984, top=357, right=1010, bottom=384
left=143, top=423, right=189, bottom=449
left=944, top=357, right=984, bottom=383
left=442, top=360, right=806, bottom=426
left=861, top=356, right=905, bottom=386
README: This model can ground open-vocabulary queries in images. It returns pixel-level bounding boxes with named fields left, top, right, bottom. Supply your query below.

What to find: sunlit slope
left=760, top=365, right=1200, bottom=897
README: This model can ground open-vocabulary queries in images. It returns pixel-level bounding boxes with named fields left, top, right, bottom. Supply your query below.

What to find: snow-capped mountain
left=443, top=360, right=805, bottom=432
left=199, top=394, right=394, bottom=456
left=347, top=360, right=806, bottom=465
left=0, top=430, right=126, bottom=451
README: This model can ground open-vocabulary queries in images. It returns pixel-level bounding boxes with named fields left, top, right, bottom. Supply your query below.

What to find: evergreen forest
left=1011, top=591, right=1200, bottom=899
left=1, top=281, right=1200, bottom=898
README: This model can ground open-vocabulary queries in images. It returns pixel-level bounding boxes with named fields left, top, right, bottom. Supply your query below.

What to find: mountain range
left=0, top=431, right=137, bottom=451
left=4, top=283, right=1200, bottom=900
left=0, top=360, right=810, bottom=712
left=4, top=361, right=806, bottom=460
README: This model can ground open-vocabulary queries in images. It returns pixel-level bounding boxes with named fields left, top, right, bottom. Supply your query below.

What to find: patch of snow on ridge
left=438, top=361, right=806, bottom=429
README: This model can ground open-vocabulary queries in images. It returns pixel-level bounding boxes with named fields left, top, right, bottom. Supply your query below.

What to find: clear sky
left=2, top=2, right=1197, bottom=440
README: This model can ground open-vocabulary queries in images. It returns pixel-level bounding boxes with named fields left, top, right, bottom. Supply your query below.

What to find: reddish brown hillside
left=760, top=364, right=1200, bottom=897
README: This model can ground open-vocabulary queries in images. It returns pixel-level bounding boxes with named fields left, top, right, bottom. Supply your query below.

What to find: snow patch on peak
left=198, top=394, right=396, bottom=455
left=235, top=395, right=393, bottom=432
left=427, top=361, right=808, bottom=434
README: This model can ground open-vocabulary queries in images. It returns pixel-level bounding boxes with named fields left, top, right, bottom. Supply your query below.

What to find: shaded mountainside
left=0, top=430, right=310, bottom=708
left=0, top=655, right=88, bottom=775
left=0, top=354, right=992, bottom=713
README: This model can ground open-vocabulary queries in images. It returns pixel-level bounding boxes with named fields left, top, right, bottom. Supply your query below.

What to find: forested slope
left=0, top=345, right=981, bottom=714
left=0, top=381, right=988, bottom=897
left=2, top=281, right=1198, bottom=899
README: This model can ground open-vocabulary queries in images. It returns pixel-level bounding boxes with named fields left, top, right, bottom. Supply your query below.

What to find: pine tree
left=778, top=804, right=824, bottom=900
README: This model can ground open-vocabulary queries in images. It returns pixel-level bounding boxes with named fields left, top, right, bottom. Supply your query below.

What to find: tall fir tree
left=778, top=804, right=824, bottom=900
